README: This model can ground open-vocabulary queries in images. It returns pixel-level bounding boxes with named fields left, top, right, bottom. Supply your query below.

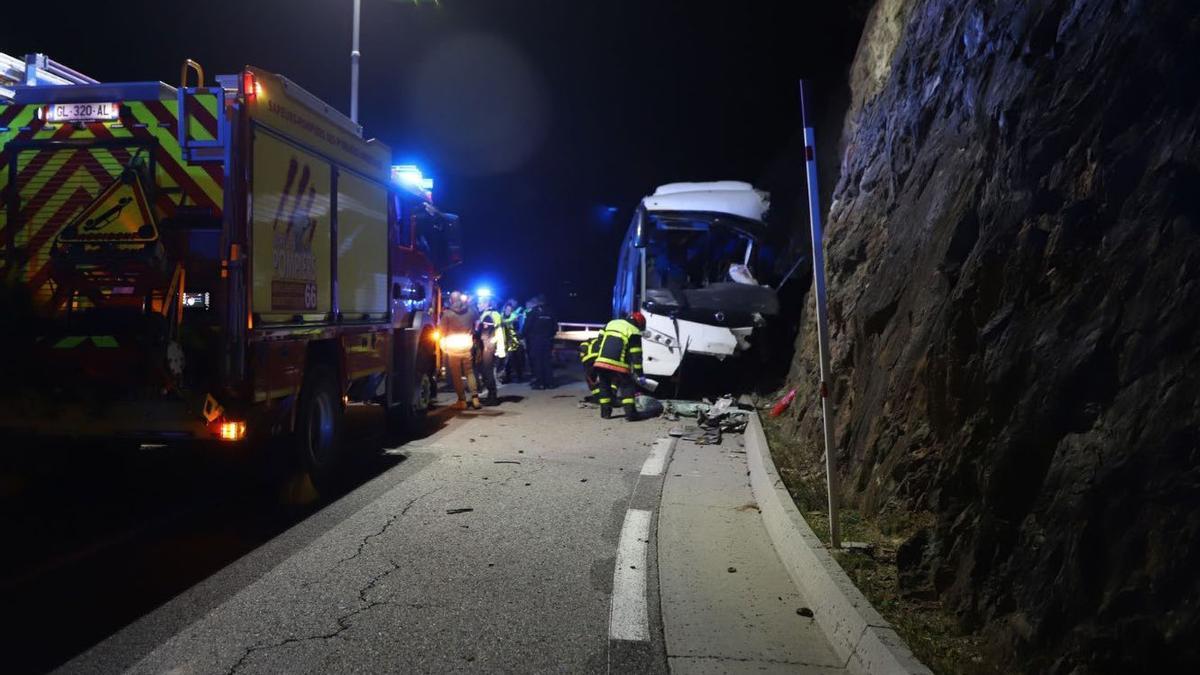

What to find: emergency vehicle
left=0, top=54, right=460, bottom=485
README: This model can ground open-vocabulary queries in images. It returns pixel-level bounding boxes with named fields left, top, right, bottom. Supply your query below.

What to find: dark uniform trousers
left=596, top=369, right=637, bottom=418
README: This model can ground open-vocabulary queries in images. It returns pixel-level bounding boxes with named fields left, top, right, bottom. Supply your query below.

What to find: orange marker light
left=219, top=420, right=247, bottom=441
left=242, top=72, right=261, bottom=100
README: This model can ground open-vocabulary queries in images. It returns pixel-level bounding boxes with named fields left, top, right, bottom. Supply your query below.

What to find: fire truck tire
left=296, top=364, right=344, bottom=490
left=389, top=351, right=434, bottom=434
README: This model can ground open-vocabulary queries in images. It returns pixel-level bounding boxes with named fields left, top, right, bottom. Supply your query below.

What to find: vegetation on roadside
left=761, top=418, right=1003, bottom=675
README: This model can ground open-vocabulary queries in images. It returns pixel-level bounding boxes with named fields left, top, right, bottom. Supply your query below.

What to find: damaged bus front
left=612, top=181, right=779, bottom=381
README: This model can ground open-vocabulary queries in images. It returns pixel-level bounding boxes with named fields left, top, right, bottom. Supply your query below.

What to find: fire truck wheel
left=296, top=364, right=344, bottom=489
left=389, top=352, right=433, bottom=434
left=415, top=353, right=435, bottom=413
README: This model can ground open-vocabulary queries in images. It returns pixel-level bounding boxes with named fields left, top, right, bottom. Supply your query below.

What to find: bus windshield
left=642, top=215, right=757, bottom=291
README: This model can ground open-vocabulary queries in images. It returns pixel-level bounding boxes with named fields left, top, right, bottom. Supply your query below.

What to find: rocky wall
left=778, top=0, right=1200, bottom=670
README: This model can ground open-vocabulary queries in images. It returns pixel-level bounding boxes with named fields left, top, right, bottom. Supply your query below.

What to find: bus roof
left=644, top=182, right=769, bottom=223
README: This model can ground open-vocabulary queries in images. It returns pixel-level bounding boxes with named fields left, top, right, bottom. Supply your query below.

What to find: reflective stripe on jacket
left=594, top=319, right=643, bottom=374
left=578, top=337, right=600, bottom=364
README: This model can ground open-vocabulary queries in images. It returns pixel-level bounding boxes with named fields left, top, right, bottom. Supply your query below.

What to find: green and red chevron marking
left=0, top=98, right=225, bottom=310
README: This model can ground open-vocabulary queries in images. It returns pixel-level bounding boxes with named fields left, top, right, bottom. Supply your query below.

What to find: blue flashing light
left=391, top=164, right=435, bottom=199
left=475, top=286, right=494, bottom=299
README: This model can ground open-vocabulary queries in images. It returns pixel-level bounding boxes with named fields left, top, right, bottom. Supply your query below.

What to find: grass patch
left=761, top=416, right=1003, bottom=675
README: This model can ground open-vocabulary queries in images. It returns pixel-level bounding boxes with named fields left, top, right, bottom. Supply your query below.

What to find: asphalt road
left=2, top=371, right=677, bottom=673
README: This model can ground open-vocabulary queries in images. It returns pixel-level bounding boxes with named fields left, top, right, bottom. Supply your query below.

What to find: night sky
left=2, top=0, right=866, bottom=319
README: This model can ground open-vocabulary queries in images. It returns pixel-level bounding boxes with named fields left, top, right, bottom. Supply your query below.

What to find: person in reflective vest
left=475, top=300, right=505, bottom=406
left=578, top=336, right=601, bottom=402
left=593, top=311, right=646, bottom=420
left=500, top=300, right=526, bottom=383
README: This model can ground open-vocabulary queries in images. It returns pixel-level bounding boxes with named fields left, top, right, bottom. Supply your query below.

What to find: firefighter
left=441, top=291, right=481, bottom=409
left=593, top=311, right=646, bottom=420
left=475, top=298, right=505, bottom=406
left=578, top=335, right=601, bottom=402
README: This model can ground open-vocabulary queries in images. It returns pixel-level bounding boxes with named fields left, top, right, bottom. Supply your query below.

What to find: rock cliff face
left=778, top=0, right=1200, bottom=670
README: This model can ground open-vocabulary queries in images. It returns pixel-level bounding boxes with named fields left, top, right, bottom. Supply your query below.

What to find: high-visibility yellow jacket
left=594, top=319, right=643, bottom=374
left=501, top=309, right=524, bottom=352
left=478, top=310, right=507, bottom=358
left=578, top=337, right=600, bottom=365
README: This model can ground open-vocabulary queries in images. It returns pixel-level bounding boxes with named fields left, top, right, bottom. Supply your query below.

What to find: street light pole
left=350, top=0, right=362, bottom=123
left=799, top=79, right=841, bottom=550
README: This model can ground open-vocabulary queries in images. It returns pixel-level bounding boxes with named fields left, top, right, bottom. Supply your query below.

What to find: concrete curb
left=746, top=412, right=932, bottom=675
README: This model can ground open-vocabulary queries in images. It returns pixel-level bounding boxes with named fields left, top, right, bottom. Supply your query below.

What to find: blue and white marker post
left=800, top=79, right=841, bottom=550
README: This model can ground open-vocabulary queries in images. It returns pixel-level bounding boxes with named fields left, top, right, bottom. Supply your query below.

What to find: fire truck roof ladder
left=1, top=51, right=99, bottom=102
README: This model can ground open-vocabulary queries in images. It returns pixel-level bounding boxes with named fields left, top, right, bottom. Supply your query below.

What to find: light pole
left=349, top=0, right=440, bottom=124
left=350, top=0, right=361, bottom=123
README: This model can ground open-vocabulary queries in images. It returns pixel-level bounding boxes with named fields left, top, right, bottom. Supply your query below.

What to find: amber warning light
left=218, top=420, right=247, bottom=441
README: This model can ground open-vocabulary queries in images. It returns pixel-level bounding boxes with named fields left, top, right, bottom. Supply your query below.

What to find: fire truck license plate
left=48, top=102, right=119, bottom=122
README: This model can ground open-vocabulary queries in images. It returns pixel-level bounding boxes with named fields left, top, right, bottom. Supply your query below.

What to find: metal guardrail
left=554, top=322, right=604, bottom=342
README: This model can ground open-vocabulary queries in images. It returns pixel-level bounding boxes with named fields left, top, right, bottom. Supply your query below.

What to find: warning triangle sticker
left=60, top=173, right=159, bottom=244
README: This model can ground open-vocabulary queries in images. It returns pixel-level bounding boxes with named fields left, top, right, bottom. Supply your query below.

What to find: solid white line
left=640, top=438, right=672, bottom=476
left=609, top=508, right=652, bottom=642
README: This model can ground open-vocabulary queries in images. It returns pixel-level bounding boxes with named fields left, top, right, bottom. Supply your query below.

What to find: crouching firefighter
left=593, top=311, right=647, bottom=421
left=578, top=336, right=601, bottom=402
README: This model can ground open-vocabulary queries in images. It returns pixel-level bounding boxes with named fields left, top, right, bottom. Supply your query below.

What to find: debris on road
left=662, top=396, right=749, bottom=437
left=663, top=400, right=711, bottom=419
left=797, top=607, right=814, bottom=618
left=635, top=395, right=664, bottom=419
left=672, top=424, right=722, bottom=445
left=493, top=460, right=521, bottom=464
left=699, top=396, right=750, bottom=434
left=446, top=508, right=474, bottom=515
left=727, top=566, right=738, bottom=573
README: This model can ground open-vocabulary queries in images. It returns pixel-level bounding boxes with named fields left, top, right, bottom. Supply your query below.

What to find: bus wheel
left=297, top=364, right=344, bottom=492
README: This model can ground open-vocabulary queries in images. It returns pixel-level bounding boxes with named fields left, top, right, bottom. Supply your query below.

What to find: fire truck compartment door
left=250, top=130, right=332, bottom=323
left=336, top=171, right=388, bottom=320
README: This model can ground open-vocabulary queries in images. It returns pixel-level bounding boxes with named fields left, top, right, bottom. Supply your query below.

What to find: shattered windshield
left=643, top=215, right=757, bottom=290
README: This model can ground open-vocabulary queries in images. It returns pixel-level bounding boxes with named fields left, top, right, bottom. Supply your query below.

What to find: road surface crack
left=227, top=559, right=404, bottom=674
left=297, top=484, right=444, bottom=592
left=336, top=484, right=444, bottom=567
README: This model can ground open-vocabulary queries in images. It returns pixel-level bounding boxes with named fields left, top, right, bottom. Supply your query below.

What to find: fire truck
left=0, top=54, right=461, bottom=485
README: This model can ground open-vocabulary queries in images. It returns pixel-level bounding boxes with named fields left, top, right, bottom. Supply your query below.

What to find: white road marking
left=641, top=438, right=673, bottom=476
left=609, top=508, right=652, bottom=642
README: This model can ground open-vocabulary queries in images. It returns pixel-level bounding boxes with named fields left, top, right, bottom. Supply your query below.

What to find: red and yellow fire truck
left=0, top=55, right=460, bottom=484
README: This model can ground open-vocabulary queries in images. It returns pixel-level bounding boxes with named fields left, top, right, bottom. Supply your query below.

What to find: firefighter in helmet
left=593, top=311, right=647, bottom=420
